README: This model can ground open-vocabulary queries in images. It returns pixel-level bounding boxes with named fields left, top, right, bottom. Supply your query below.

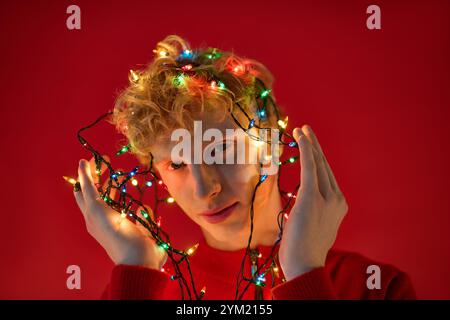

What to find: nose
left=190, top=164, right=221, bottom=199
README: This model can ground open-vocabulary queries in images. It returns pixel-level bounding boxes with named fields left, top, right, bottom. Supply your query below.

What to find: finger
left=89, top=157, right=100, bottom=185
left=303, top=125, right=341, bottom=194
left=78, top=159, right=101, bottom=205
left=301, top=125, right=332, bottom=199
left=293, top=127, right=318, bottom=194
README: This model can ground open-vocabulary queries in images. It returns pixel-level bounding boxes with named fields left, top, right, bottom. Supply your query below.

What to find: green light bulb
left=173, top=74, right=186, bottom=87
left=260, top=89, right=271, bottom=98
left=116, top=144, right=130, bottom=156
left=140, top=210, right=149, bottom=219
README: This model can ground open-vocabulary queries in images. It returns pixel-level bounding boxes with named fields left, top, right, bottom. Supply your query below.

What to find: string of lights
left=64, top=45, right=301, bottom=300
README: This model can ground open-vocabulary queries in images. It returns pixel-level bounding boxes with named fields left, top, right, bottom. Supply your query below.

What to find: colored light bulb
left=186, top=243, right=199, bottom=256
left=166, top=197, right=175, bottom=203
left=181, top=64, right=193, bottom=71
left=218, top=81, right=225, bottom=89
left=260, top=89, right=271, bottom=98
left=258, top=109, right=266, bottom=118
left=63, top=176, right=77, bottom=186
left=116, top=144, right=130, bottom=156
left=129, top=70, right=139, bottom=84
left=278, top=119, right=287, bottom=129
left=180, top=49, right=193, bottom=59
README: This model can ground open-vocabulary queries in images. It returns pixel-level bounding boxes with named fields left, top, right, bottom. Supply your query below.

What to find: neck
left=202, top=175, right=282, bottom=251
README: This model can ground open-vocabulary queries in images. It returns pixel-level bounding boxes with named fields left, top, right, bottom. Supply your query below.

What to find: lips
left=200, top=202, right=238, bottom=224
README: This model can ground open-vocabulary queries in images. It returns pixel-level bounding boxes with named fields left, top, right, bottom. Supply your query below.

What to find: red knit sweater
left=101, top=236, right=416, bottom=300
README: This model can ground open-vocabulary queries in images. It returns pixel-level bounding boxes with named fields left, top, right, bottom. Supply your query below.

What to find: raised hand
left=73, top=156, right=167, bottom=270
left=279, top=125, right=348, bottom=281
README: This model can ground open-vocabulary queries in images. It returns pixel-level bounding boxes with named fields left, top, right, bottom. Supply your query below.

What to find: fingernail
left=305, top=125, right=313, bottom=134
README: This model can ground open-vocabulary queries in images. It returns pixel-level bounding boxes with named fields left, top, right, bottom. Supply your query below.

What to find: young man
left=73, top=35, right=415, bottom=300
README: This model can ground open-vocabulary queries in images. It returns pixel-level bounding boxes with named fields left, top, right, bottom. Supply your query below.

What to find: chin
left=208, top=211, right=248, bottom=234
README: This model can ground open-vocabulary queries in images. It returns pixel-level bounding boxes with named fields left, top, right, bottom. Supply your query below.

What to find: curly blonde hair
left=110, top=35, right=284, bottom=167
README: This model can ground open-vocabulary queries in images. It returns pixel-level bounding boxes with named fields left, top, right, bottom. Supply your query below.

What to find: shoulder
left=324, top=249, right=416, bottom=299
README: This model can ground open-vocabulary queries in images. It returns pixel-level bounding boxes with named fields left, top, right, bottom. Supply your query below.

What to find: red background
left=0, top=0, right=449, bottom=299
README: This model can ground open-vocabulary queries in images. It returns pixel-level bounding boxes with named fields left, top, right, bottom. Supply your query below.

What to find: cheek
left=220, top=163, right=260, bottom=201
left=158, top=173, right=187, bottom=202
left=164, top=181, right=196, bottom=216
left=223, top=162, right=259, bottom=182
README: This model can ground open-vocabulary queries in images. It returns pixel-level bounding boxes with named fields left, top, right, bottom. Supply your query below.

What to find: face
left=152, top=110, right=276, bottom=242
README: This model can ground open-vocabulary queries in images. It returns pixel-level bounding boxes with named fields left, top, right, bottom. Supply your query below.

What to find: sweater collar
left=191, top=236, right=281, bottom=280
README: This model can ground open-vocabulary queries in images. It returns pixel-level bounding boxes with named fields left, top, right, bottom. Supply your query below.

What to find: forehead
left=151, top=113, right=239, bottom=163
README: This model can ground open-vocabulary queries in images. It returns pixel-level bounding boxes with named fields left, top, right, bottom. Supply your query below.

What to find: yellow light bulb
left=277, top=119, right=288, bottom=129
left=131, top=178, right=138, bottom=186
left=167, top=197, right=175, bottom=203
left=63, top=176, right=77, bottom=186
left=153, top=49, right=168, bottom=57
left=186, top=243, right=199, bottom=256
left=129, top=69, right=139, bottom=84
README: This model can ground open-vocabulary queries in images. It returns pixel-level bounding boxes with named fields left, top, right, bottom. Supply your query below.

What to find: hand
left=73, top=156, right=167, bottom=270
left=279, top=125, right=348, bottom=281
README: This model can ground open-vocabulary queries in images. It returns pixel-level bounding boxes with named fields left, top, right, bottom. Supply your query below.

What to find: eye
left=169, top=162, right=185, bottom=171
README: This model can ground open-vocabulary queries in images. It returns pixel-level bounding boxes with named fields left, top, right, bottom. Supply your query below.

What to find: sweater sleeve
left=271, top=267, right=337, bottom=300
left=101, top=264, right=171, bottom=300
left=384, top=271, right=416, bottom=299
